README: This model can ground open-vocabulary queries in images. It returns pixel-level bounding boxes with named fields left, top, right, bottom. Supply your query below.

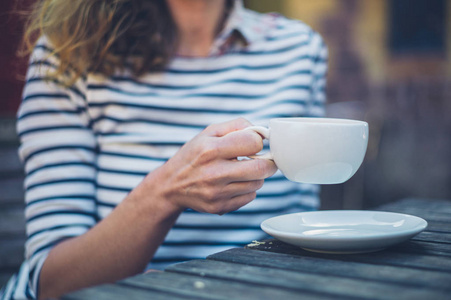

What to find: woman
left=1, top=0, right=327, bottom=298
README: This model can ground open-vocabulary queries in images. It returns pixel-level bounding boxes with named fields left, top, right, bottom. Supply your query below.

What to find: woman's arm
left=38, top=118, right=276, bottom=299
left=37, top=177, right=180, bottom=298
left=21, top=38, right=276, bottom=300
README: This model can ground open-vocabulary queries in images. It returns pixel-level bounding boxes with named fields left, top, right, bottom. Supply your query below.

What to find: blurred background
left=245, top=0, right=451, bottom=210
left=1, top=0, right=450, bottom=287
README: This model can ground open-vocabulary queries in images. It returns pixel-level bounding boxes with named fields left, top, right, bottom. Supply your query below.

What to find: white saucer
left=261, top=210, right=427, bottom=254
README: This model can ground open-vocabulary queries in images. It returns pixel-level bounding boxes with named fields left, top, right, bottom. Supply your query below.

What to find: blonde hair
left=21, top=0, right=176, bottom=83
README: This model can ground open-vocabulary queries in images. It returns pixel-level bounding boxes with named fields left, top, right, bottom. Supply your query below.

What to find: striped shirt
left=1, top=1, right=327, bottom=299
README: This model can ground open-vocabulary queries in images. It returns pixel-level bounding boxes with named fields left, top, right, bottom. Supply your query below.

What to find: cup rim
left=270, top=117, right=367, bottom=126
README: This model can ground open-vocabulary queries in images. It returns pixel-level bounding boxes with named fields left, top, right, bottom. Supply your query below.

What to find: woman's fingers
left=215, top=128, right=264, bottom=158
left=221, top=158, right=277, bottom=182
left=157, top=117, right=277, bottom=215
left=203, top=191, right=258, bottom=215
left=203, top=118, right=252, bottom=137
left=218, top=179, right=265, bottom=199
left=193, top=155, right=276, bottom=186
left=219, top=192, right=258, bottom=215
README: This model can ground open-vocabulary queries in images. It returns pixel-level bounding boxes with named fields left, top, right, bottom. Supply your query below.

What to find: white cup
left=247, top=118, right=369, bottom=184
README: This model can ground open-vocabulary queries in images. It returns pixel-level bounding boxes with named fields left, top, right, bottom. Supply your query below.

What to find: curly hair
left=21, top=0, right=177, bottom=83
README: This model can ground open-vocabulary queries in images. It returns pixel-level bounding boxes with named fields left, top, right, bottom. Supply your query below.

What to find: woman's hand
left=37, top=118, right=276, bottom=299
left=143, top=118, right=277, bottom=215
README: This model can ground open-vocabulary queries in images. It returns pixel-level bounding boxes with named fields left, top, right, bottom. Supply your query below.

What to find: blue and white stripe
left=1, top=3, right=327, bottom=299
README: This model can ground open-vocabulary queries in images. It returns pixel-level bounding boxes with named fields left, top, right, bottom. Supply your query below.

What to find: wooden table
left=63, top=198, right=451, bottom=300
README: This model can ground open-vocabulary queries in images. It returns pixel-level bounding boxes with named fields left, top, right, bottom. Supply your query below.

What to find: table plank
left=376, top=199, right=451, bottom=223
left=421, top=221, right=451, bottom=233
left=120, top=268, right=336, bottom=300
left=62, top=283, right=191, bottom=300
left=377, top=198, right=451, bottom=214
left=388, top=239, right=451, bottom=257
left=413, top=231, right=451, bottom=243
left=211, top=239, right=451, bottom=272
left=376, top=199, right=451, bottom=233
left=380, top=209, right=451, bottom=224
left=208, top=247, right=451, bottom=289
left=168, top=258, right=449, bottom=300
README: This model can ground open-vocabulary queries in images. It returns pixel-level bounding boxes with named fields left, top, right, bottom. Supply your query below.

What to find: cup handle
left=244, top=126, right=273, bottom=160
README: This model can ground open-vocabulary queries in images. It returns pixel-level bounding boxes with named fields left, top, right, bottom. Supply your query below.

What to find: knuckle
left=214, top=206, right=227, bottom=216
left=198, top=141, right=220, bottom=162
left=251, top=133, right=264, bottom=151
left=236, top=117, right=252, bottom=128
left=245, top=192, right=257, bottom=203
left=202, top=188, right=216, bottom=202
left=204, top=123, right=219, bottom=135
left=255, top=179, right=265, bottom=190
left=256, top=159, right=276, bottom=178
left=243, top=131, right=263, bottom=153
left=254, top=159, right=268, bottom=177
left=207, top=203, right=224, bottom=215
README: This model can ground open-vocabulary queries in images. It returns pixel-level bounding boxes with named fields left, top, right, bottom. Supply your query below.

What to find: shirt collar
left=210, top=0, right=269, bottom=55
left=229, top=0, right=269, bottom=44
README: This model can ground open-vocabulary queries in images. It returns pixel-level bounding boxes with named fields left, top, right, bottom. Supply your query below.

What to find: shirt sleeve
left=307, top=31, right=328, bottom=117
left=16, top=37, right=98, bottom=297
